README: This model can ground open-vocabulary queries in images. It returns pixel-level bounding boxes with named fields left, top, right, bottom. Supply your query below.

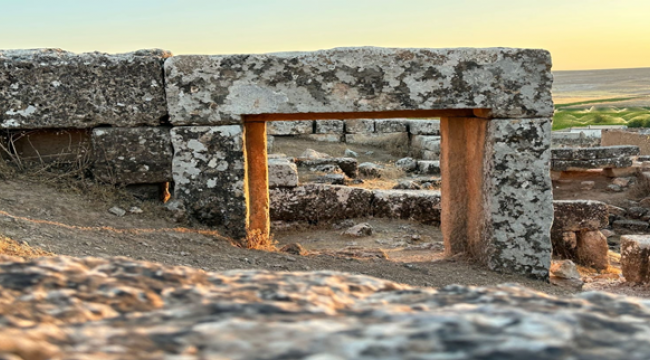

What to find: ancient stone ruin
left=0, top=47, right=554, bottom=278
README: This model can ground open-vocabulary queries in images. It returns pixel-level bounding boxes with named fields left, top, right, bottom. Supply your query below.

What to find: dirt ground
left=0, top=177, right=582, bottom=297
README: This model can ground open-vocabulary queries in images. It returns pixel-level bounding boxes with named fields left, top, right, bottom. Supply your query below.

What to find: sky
left=1, top=0, right=649, bottom=71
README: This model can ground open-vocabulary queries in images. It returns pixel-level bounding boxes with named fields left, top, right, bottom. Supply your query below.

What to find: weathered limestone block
left=296, top=134, right=344, bottom=143
left=345, top=133, right=409, bottom=148
left=170, top=125, right=246, bottom=238
left=372, top=190, right=441, bottom=225
left=552, top=158, right=633, bottom=171
left=409, top=119, right=440, bottom=135
left=315, top=120, right=344, bottom=134
left=91, top=127, right=173, bottom=185
left=270, top=184, right=373, bottom=222
left=396, top=157, right=418, bottom=172
left=375, top=119, right=408, bottom=133
left=0, top=49, right=168, bottom=129
left=422, top=150, right=441, bottom=161
left=295, top=158, right=357, bottom=178
left=268, top=159, right=298, bottom=188
left=484, top=119, right=553, bottom=278
left=621, top=235, right=650, bottom=283
left=267, top=121, right=314, bottom=135
left=552, top=145, right=640, bottom=160
left=164, top=47, right=553, bottom=125
left=417, top=160, right=441, bottom=175
left=613, top=220, right=649, bottom=232
left=411, top=135, right=441, bottom=153
left=345, top=119, right=374, bottom=133
left=552, top=200, right=610, bottom=232
left=359, top=162, right=384, bottom=178
left=576, top=230, right=609, bottom=270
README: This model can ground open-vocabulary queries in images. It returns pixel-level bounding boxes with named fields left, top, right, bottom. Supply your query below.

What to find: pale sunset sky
left=1, top=0, right=649, bottom=71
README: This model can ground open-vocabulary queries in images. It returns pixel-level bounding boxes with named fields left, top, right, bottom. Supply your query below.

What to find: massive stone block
left=552, top=145, right=640, bottom=160
left=315, top=120, right=344, bottom=134
left=268, top=159, right=298, bottom=188
left=409, top=119, right=441, bottom=135
left=270, top=184, right=373, bottom=222
left=552, top=200, right=609, bottom=232
left=170, top=125, right=246, bottom=238
left=375, top=119, right=408, bottom=133
left=372, top=190, right=441, bottom=225
left=267, top=121, right=313, bottom=135
left=164, top=47, right=553, bottom=125
left=483, top=118, right=554, bottom=278
left=345, top=119, right=375, bottom=133
left=0, top=49, right=168, bottom=129
left=345, top=133, right=409, bottom=148
left=412, top=135, right=441, bottom=159
left=91, top=127, right=173, bottom=185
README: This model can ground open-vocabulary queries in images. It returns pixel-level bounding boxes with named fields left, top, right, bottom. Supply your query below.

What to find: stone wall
left=602, top=129, right=650, bottom=155
left=0, top=46, right=554, bottom=278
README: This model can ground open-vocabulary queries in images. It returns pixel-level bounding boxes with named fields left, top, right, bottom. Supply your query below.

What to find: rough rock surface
left=372, top=189, right=441, bottom=225
left=552, top=145, right=640, bottom=160
left=170, top=125, right=246, bottom=238
left=5, top=256, right=650, bottom=360
left=164, top=47, right=553, bottom=125
left=552, top=158, right=634, bottom=171
left=552, top=200, right=610, bottom=232
left=359, top=162, right=384, bottom=178
left=295, top=158, right=357, bottom=178
left=417, top=160, right=441, bottom=175
left=345, top=119, right=374, bottom=133
left=621, top=235, right=650, bottom=283
left=412, top=135, right=441, bottom=159
left=374, top=119, right=408, bottom=133
left=315, top=120, right=344, bottom=133
left=484, top=118, right=553, bottom=279
left=91, top=127, right=173, bottom=184
left=345, top=133, right=409, bottom=147
left=297, top=133, right=344, bottom=143
left=395, top=157, right=417, bottom=172
left=409, top=119, right=440, bottom=135
left=268, top=159, right=298, bottom=188
left=298, top=148, right=331, bottom=160
left=267, top=120, right=314, bottom=135
left=0, top=49, right=168, bottom=129
left=343, top=222, right=374, bottom=237
left=576, top=230, right=609, bottom=270
left=270, top=184, right=373, bottom=222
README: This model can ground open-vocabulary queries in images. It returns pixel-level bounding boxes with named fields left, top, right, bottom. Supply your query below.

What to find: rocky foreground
left=1, top=256, right=649, bottom=359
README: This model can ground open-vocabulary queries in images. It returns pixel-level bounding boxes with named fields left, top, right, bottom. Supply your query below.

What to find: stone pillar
left=483, top=119, right=554, bottom=278
left=170, top=125, right=247, bottom=240
left=244, top=121, right=270, bottom=241
left=442, top=117, right=553, bottom=279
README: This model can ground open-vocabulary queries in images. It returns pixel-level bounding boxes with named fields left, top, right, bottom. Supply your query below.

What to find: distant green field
left=552, top=99, right=650, bottom=131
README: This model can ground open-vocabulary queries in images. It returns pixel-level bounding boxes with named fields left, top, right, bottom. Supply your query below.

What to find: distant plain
left=552, top=67, right=650, bottom=130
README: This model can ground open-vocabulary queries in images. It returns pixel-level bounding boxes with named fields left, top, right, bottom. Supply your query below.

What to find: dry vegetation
left=0, top=236, right=52, bottom=258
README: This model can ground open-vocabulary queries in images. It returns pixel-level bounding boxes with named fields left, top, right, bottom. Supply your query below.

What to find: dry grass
left=0, top=236, right=53, bottom=258
left=245, top=229, right=278, bottom=251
